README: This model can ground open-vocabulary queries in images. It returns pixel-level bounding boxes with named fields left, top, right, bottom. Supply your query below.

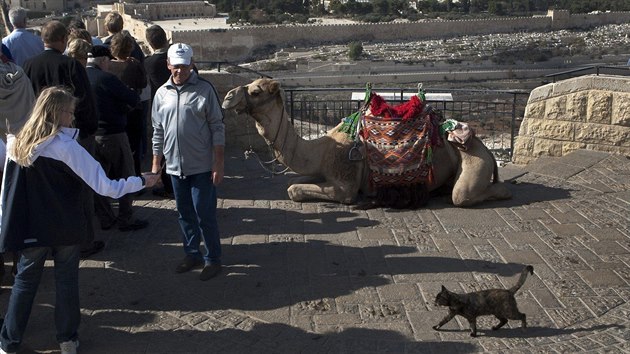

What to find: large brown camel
left=222, top=78, right=512, bottom=207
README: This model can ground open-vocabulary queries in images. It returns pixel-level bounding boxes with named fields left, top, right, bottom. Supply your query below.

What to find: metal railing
left=283, top=87, right=530, bottom=161
left=545, top=65, right=630, bottom=83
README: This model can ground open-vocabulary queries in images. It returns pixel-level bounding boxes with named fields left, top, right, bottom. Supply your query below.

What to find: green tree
left=459, top=0, right=471, bottom=13
left=348, top=41, right=363, bottom=60
left=417, top=0, right=446, bottom=12
left=373, top=0, right=390, bottom=14
left=488, top=0, right=506, bottom=15
left=310, top=0, right=326, bottom=15
left=345, top=0, right=372, bottom=15
left=390, top=0, right=409, bottom=15
left=328, top=0, right=345, bottom=14
left=470, top=0, right=487, bottom=13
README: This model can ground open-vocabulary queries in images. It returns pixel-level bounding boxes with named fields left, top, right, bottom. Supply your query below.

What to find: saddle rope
left=242, top=87, right=291, bottom=176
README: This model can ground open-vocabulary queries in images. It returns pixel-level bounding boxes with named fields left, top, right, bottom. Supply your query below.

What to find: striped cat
left=433, top=265, right=534, bottom=337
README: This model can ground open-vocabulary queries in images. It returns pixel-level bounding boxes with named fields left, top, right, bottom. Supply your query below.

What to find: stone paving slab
left=1, top=149, right=629, bottom=353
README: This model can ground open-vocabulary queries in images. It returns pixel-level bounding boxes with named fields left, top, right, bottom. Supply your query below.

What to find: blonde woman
left=0, top=87, right=158, bottom=354
left=66, top=38, right=92, bottom=67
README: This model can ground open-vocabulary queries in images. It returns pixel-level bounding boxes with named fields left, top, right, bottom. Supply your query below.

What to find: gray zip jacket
left=151, top=71, right=225, bottom=177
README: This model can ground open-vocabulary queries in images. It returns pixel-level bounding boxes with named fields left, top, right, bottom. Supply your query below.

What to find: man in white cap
left=150, top=43, right=225, bottom=281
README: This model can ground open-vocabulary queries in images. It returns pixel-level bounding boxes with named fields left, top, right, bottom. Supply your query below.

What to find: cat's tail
left=509, top=265, right=534, bottom=294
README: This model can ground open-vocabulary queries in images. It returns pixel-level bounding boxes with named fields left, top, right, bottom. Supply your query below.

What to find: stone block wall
left=197, top=71, right=268, bottom=152
left=512, top=75, right=630, bottom=165
left=121, top=1, right=216, bottom=21
left=169, top=16, right=553, bottom=62
left=119, top=10, right=630, bottom=63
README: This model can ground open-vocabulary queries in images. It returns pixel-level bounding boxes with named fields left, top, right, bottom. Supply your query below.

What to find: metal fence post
left=510, top=92, right=517, bottom=160
left=289, top=90, right=295, bottom=125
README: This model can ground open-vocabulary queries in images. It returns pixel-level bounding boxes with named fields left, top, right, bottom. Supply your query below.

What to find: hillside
left=237, top=22, right=630, bottom=90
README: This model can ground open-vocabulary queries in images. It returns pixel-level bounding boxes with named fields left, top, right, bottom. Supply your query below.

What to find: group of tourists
left=0, top=8, right=225, bottom=354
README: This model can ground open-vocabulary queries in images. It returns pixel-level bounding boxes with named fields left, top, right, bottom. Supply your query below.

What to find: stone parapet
left=513, top=75, right=630, bottom=164
left=198, top=71, right=268, bottom=152
left=116, top=9, right=630, bottom=62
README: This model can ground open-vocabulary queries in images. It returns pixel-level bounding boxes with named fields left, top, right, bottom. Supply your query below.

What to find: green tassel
left=439, top=119, right=458, bottom=136
left=340, top=84, right=372, bottom=140
left=426, top=146, right=432, bottom=165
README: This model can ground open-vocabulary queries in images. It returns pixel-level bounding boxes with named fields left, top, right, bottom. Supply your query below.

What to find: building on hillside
left=8, top=0, right=65, bottom=12
left=90, top=1, right=216, bottom=38
left=111, top=1, right=215, bottom=21
left=8, top=0, right=215, bottom=17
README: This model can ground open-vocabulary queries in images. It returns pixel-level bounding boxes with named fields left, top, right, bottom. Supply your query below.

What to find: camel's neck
left=256, top=109, right=319, bottom=175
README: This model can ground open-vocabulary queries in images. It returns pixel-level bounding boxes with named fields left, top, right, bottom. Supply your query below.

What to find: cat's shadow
left=439, top=324, right=624, bottom=338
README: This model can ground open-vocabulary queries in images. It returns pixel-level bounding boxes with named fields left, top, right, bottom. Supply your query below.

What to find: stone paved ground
left=1, top=149, right=629, bottom=353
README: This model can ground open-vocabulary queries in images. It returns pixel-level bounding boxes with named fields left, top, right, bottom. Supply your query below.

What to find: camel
left=222, top=78, right=512, bottom=207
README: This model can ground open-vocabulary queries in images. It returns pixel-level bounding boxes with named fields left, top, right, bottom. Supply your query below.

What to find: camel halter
left=241, top=87, right=292, bottom=175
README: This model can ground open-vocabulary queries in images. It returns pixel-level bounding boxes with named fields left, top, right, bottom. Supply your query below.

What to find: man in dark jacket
left=86, top=46, right=147, bottom=232
left=23, top=20, right=96, bottom=144
left=144, top=25, right=173, bottom=198
left=22, top=20, right=102, bottom=258
left=144, top=25, right=170, bottom=98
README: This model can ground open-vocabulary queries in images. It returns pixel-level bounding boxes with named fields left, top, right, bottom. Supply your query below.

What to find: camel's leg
left=451, top=143, right=511, bottom=207
left=287, top=182, right=357, bottom=204
left=288, top=175, right=324, bottom=187
left=452, top=182, right=511, bottom=207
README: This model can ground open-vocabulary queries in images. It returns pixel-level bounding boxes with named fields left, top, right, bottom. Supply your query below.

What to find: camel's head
left=222, top=78, right=283, bottom=116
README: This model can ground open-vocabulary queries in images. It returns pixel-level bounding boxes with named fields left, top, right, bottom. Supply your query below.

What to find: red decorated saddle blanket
left=362, top=93, right=441, bottom=186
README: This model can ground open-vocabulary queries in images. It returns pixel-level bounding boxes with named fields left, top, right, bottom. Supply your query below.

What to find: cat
left=432, top=265, right=534, bottom=337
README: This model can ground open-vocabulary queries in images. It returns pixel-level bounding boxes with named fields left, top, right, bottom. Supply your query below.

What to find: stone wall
left=197, top=71, right=268, bottom=152
left=169, top=16, right=553, bottom=62
left=512, top=75, right=630, bottom=165
left=119, top=1, right=216, bottom=21
left=10, top=0, right=64, bottom=12
left=163, top=10, right=630, bottom=62
left=95, top=9, right=630, bottom=63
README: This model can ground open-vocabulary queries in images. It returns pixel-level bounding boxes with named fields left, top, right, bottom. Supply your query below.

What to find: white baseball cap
left=168, top=43, right=193, bottom=66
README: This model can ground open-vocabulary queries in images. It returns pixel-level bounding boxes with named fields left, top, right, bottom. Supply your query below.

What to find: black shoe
left=118, top=219, right=148, bottom=232
left=175, top=256, right=203, bottom=274
left=199, top=264, right=222, bottom=281
left=80, top=241, right=105, bottom=259
left=100, top=219, right=117, bottom=231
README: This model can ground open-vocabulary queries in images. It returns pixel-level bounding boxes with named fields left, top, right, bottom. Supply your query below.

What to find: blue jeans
left=0, top=245, right=80, bottom=352
left=171, top=172, right=221, bottom=265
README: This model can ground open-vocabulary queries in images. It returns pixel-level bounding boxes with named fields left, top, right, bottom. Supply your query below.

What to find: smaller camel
left=222, top=78, right=511, bottom=207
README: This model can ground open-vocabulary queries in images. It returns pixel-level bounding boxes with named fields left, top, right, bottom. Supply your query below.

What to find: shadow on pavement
left=489, top=181, right=574, bottom=208
left=419, top=180, right=574, bottom=211
left=68, top=240, right=528, bottom=314
left=386, top=256, right=525, bottom=277
left=76, top=317, right=479, bottom=354
left=480, top=324, right=625, bottom=338
left=219, top=207, right=379, bottom=237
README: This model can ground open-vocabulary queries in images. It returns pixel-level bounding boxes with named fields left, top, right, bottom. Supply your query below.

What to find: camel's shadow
left=469, top=180, right=573, bottom=209
left=221, top=152, right=295, bottom=201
